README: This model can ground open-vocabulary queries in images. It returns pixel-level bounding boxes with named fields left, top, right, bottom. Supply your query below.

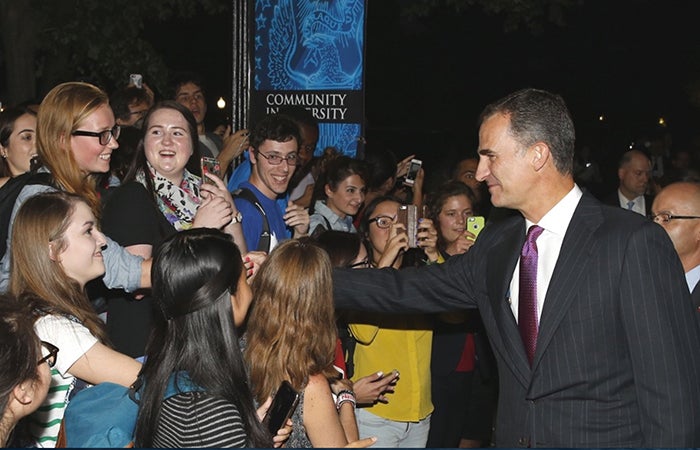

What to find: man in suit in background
left=652, top=181, right=700, bottom=311
left=603, top=149, right=654, bottom=216
left=333, top=88, right=700, bottom=447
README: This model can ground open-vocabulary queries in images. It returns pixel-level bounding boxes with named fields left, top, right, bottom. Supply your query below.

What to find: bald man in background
left=652, top=181, right=700, bottom=310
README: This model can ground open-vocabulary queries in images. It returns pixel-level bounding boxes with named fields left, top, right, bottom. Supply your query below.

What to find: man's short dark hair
left=479, top=88, right=575, bottom=175
left=170, top=71, right=206, bottom=98
left=110, top=86, right=152, bottom=122
left=249, top=113, right=301, bottom=151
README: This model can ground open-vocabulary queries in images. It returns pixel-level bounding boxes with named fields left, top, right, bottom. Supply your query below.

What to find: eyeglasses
left=255, top=151, right=298, bottom=166
left=38, top=341, right=59, bottom=368
left=368, top=215, right=395, bottom=229
left=347, top=258, right=370, bottom=269
left=72, top=125, right=121, bottom=146
left=652, top=213, right=700, bottom=224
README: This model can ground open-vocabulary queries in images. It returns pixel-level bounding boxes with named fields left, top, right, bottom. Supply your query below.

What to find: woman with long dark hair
left=134, top=229, right=270, bottom=448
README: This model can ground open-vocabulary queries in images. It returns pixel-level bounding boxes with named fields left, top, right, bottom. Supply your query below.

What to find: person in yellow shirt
left=349, top=195, right=440, bottom=447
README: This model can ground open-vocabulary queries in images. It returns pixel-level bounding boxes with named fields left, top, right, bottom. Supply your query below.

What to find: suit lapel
left=487, top=217, right=532, bottom=385
left=531, top=194, right=603, bottom=370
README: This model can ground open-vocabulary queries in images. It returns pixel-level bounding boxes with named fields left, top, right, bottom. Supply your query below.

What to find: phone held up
left=200, top=157, right=221, bottom=185
left=396, top=204, right=429, bottom=248
left=466, top=216, right=485, bottom=240
left=263, top=380, right=300, bottom=436
left=129, top=73, right=143, bottom=89
left=403, top=158, right=422, bottom=187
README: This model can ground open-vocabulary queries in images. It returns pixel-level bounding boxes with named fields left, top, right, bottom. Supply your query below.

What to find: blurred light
left=658, top=117, right=666, bottom=127
left=217, top=97, right=226, bottom=109
left=598, top=115, right=604, bottom=122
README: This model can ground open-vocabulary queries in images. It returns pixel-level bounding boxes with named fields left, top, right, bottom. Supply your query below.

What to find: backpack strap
left=129, top=371, right=204, bottom=404
left=322, top=215, right=332, bottom=231
left=233, top=187, right=271, bottom=253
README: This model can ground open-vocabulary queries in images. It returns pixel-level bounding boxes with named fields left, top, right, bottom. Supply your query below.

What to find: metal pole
left=232, top=0, right=250, bottom=131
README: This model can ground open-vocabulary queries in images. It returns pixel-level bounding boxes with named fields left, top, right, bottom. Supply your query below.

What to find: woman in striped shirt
left=134, top=229, right=273, bottom=448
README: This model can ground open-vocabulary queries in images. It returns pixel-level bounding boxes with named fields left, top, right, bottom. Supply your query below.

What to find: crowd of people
left=0, top=74, right=699, bottom=449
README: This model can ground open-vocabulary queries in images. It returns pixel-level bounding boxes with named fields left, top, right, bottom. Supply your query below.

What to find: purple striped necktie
left=519, top=225, right=544, bottom=365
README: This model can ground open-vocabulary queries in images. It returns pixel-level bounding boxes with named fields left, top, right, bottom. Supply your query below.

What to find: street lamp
left=217, top=97, right=226, bottom=110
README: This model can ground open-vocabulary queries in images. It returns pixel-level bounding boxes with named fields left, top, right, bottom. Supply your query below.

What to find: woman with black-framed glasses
left=346, top=195, right=440, bottom=447
left=0, top=298, right=53, bottom=447
left=0, top=81, right=153, bottom=297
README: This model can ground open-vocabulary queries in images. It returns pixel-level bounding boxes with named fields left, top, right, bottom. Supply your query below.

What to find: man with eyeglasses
left=232, top=113, right=310, bottom=252
left=652, top=181, right=700, bottom=312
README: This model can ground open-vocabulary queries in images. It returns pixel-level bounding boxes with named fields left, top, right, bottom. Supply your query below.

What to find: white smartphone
left=403, top=159, right=422, bottom=186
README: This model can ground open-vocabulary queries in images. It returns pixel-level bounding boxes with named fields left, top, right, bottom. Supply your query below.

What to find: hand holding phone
left=397, top=205, right=419, bottom=247
left=263, top=381, right=300, bottom=435
left=200, top=157, right=221, bottom=185
left=129, top=74, right=143, bottom=89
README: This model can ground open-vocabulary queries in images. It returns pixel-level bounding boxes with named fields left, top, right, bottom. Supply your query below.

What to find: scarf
left=136, top=162, right=201, bottom=231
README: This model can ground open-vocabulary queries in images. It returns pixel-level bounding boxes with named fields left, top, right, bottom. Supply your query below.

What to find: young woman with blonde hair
left=0, top=81, right=149, bottom=292
left=245, top=238, right=360, bottom=448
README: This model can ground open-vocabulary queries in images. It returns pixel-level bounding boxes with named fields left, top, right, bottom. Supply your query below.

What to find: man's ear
left=248, top=147, right=257, bottom=166
left=531, top=142, right=550, bottom=172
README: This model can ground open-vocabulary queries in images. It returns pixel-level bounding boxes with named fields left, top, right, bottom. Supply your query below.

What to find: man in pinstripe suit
left=334, top=88, right=700, bottom=447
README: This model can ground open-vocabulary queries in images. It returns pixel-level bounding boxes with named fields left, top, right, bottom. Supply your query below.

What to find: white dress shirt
left=509, top=185, right=583, bottom=322
left=617, top=190, right=646, bottom=216
left=685, top=264, right=700, bottom=293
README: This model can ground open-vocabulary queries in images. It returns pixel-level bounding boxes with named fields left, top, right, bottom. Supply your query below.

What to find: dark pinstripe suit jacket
left=334, top=193, right=700, bottom=447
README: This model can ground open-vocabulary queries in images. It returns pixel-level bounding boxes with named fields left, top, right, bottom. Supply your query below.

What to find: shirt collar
left=525, top=184, right=583, bottom=236
left=686, top=264, right=700, bottom=292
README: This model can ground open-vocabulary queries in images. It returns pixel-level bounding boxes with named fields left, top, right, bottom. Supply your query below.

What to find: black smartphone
left=263, top=381, right=300, bottom=435
left=200, top=156, right=221, bottom=185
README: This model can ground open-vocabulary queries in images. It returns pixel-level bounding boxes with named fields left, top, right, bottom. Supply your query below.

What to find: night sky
left=147, top=0, right=700, bottom=187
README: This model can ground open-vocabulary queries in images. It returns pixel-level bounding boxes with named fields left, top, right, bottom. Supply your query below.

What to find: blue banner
left=250, top=0, right=366, bottom=158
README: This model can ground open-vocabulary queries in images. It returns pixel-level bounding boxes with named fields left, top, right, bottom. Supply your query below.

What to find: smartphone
left=263, top=381, right=300, bottom=435
left=200, top=157, right=221, bottom=185
left=466, top=216, right=485, bottom=240
left=403, top=158, right=422, bottom=186
left=397, top=204, right=420, bottom=247
left=129, top=73, right=143, bottom=89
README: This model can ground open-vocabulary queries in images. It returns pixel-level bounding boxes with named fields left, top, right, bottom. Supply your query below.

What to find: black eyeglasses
left=38, top=341, right=59, bottom=368
left=255, top=151, right=298, bottom=166
left=72, top=125, right=121, bottom=146
left=652, top=212, right=700, bottom=224
left=368, top=215, right=395, bottom=229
